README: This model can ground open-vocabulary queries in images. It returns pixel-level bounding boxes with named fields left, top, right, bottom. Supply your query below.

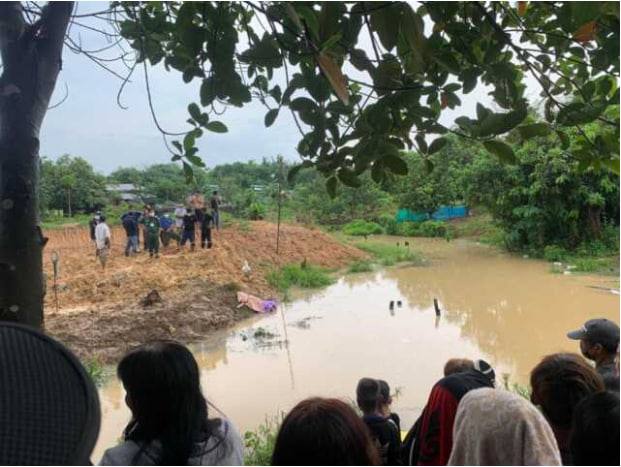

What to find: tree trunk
left=0, top=2, right=73, bottom=328
left=66, top=187, right=72, bottom=217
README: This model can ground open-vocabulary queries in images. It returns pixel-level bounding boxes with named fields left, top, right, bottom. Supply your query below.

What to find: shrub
left=543, top=245, right=569, bottom=262
left=418, top=220, right=447, bottom=237
left=244, top=416, right=282, bottom=465
left=347, top=260, right=374, bottom=273
left=379, top=215, right=399, bottom=235
left=342, top=219, right=384, bottom=236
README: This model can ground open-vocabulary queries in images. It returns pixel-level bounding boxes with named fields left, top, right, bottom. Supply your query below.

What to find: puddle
left=92, top=238, right=619, bottom=461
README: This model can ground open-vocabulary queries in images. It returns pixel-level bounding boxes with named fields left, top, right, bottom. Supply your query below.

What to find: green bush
left=543, top=245, right=569, bottom=262
left=378, top=215, right=399, bottom=235
left=417, top=220, right=448, bottom=237
left=342, top=219, right=384, bottom=236
left=347, top=260, right=374, bottom=273
left=246, top=202, right=266, bottom=220
left=266, top=263, right=334, bottom=292
left=83, top=359, right=106, bottom=388
left=244, top=416, right=281, bottom=465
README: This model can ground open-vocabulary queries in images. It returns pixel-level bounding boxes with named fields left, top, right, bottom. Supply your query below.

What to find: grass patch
left=347, top=260, right=374, bottom=273
left=243, top=416, right=282, bottom=465
left=450, top=213, right=504, bottom=246
left=342, top=219, right=384, bottom=237
left=355, top=241, right=422, bottom=266
left=266, top=263, right=334, bottom=293
left=83, top=358, right=106, bottom=388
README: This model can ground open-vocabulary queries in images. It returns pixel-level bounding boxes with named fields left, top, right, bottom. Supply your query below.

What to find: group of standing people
left=96, top=318, right=619, bottom=466
left=89, top=191, right=221, bottom=266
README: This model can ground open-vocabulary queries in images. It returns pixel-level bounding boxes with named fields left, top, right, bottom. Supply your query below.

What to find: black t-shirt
left=201, top=211, right=213, bottom=230
left=182, top=214, right=196, bottom=232
left=210, top=196, right=219, bottom=211
left=362, top=414, right=402, bottom=465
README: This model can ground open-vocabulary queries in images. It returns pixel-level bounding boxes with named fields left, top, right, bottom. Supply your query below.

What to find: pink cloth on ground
left=236, top=292, right=276, bottom=313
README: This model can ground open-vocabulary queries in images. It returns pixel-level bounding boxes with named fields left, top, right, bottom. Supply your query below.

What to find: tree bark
left=0, top=2, right=73, bottom=328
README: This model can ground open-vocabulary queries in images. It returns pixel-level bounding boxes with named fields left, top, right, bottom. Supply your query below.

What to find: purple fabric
left=262, top=300, right=278, bottom=312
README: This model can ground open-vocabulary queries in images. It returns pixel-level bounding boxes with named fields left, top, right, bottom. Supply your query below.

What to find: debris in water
left=434, top=298, right=441, bottom=317
left=397, top=300, right=402, bottom=307
left=389, top=300, right=395, bottom=310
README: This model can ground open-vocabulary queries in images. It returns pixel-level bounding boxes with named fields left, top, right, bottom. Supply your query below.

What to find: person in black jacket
left=356, top=377, right=402, bottom=465
left=180, top=208, right=197, bottom=251
left=121, top=213, right=139, bottom=257
left=200, top=208, right=213, bottom=249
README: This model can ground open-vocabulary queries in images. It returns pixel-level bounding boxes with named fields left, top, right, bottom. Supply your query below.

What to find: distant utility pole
left=276, top=156, right=285, bottom=254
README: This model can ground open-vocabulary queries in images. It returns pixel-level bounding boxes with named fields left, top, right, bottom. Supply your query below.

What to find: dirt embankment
left=43, top=221, right=364, bottom=362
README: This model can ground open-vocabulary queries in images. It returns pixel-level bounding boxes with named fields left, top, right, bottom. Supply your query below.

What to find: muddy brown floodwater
left=91, top=238, right=619, bottom=461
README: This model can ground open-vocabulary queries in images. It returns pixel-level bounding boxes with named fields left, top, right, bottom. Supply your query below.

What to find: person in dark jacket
left=356, top=378, right=401, bottom=466
left=570, top=391, right=620, bottom=466
left=200, top=208, right=213, bottom=249
left=121, top=213, right=139, bottom=257
left=181, top=208, right=197, bottom=251
left=567, top=319, right=620, bottom=391
left=401, top=365, right=494, bottom=466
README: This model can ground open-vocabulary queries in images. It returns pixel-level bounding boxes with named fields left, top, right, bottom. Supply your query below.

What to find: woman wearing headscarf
left=401, top=361, right=495, bottom=465
left=448, top=388, right=562, bottom=466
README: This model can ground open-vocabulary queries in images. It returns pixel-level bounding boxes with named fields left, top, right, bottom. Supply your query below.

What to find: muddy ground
left=43, top=221, right=365, bottom=362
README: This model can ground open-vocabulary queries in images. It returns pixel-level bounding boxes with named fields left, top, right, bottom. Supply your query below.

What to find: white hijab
left=448, top=388, right=562, bottom=466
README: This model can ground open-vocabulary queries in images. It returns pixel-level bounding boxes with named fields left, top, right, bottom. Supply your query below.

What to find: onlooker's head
left=356, top=377, right=381, bottom=415
left=570, top=391, right=620, bottom=466
left=213, top=191, right=218, bottom=196
left=272, top=397, right=380, bottom=465
left=531, top=353, right=604, bottom=428
left=378, top=379, right=391, bottom=406
left=567, top=319, right=620, bottom=364
left=443, top=358, right=474, bottom=376
left=473, top=359, right=496, bottom=386
left=448, top=388, right=561, bottom=465
left=99, top=215, right=106, bottom=223
left=117, top=341, right=211, bottom=465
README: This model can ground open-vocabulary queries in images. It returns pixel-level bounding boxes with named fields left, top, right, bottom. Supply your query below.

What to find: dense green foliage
left=116, top=1, right=619, bottom=188
left=41, top=155, right=107, bottom=215
left=465, top=129, right=620, bottom=252
left=342, top=219, right=383, bottom=237
left=243, top=417, right=281, bottom=466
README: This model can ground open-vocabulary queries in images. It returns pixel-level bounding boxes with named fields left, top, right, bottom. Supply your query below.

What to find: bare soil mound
left=43, top=221, right=364, bottom=361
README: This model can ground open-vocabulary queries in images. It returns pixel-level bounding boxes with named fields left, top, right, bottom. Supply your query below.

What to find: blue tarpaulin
left=396, top=205, right=469, bottom=223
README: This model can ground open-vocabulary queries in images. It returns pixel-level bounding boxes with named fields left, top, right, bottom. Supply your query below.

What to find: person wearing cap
left=567, top=318, right=620, bottom=388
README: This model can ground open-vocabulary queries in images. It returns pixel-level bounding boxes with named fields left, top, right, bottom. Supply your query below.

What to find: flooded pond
left=92, top=238, right=619, bottom=461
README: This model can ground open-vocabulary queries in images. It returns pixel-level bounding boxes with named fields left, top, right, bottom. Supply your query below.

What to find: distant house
left=106, top=183, right=153, bottom=206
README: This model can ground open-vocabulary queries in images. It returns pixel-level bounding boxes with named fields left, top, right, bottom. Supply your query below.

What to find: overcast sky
left=40, top=2, right=542, bottom=174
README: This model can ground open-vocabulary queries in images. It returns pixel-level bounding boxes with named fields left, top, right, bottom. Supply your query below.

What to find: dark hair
left=212, top=191, right=218, bottom=195
left=443, top=358, right=474, bottom=376
left=272, top=397, right=380, bottom=465
left=118, top=341, right=222, bottom=465
left=378, top=379, right=390, bottom=405
left=99, top=215, right=106, bottom=222
left=530, top=353, right=605, bottom=427
left=356, top=377, right=381, bottom=413
left=570, top=391, right=620, bottom=466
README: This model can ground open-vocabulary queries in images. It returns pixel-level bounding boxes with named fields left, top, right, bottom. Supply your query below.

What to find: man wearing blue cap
left=568, top=318, right=619, bottom=389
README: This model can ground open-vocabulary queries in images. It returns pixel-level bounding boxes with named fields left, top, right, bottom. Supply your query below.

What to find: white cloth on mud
left=98, top=418, right=243, bottom=466
left=448, top=387, right=562, bottom=466
left=94, top=223, right=111, bottom=250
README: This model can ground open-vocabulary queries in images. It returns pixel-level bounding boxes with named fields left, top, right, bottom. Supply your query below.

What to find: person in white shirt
left=94, top=216, right=111, bottom=269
